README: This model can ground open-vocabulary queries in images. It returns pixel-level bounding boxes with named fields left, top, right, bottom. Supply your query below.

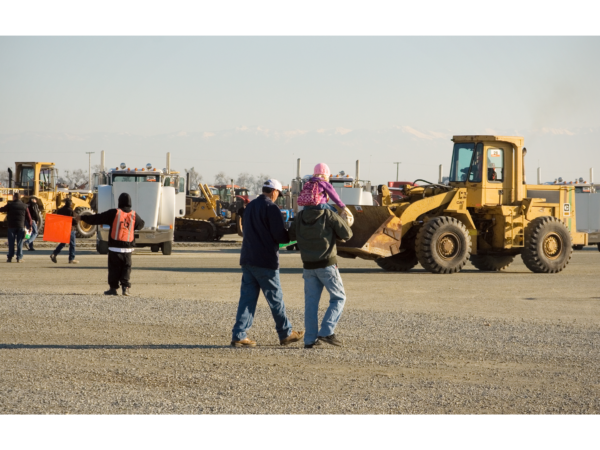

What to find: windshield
left=113, top=175, right=160, bottom=182
left=449, top=143, right=475, bottom=182
left=20, top=166, right=35, bottom=189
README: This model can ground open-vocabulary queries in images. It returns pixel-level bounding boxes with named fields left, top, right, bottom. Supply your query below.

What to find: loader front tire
left=415, top=216, right=471, bottom=274
left=470, top=254, right=515, bottom=272
left=375, top=248, right=418, bottom=272
left=522, top=216, right=572, bottom=273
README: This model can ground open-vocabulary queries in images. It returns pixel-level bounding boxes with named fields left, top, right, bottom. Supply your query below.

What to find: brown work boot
left=122, top=286, right=131, bottom=296
left=280, top=330, right=305, bottom=346
left=231, top=338, right=257, bottom=348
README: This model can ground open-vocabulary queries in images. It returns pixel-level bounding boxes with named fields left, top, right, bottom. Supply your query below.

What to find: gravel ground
left=1, top=247, right=599, bottom=414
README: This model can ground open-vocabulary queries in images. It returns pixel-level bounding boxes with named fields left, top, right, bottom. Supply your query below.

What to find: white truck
left=94, top=152, right=186, bottom=255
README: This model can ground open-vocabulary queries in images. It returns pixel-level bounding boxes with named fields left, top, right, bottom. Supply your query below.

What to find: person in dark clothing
left=231, top=179, right=304, bottom=348
left=0, top=193, right=32, bottom=263
left=24, top=197, right=41, bottom=251
left=289, top=204, right=353, bottom=348
left=50, top=198, right=79, bottom=264
left=78, top=193, right=145, bottom=296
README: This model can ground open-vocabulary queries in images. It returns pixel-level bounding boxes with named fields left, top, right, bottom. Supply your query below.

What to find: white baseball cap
left=263, top=179, right=283, bottom=193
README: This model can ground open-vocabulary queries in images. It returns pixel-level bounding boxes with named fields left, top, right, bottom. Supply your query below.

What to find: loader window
left=449, top=143, right=475, bottom=182
left=19, top=166, right=35, bottom=189
left=487, top=148, right=504, bottom=182
left=468, top=143, right=484, bottom=183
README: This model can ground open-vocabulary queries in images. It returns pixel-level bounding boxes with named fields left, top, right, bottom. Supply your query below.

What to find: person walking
left=0, top=193, right=32, bottom=263
left=231, top=179, right=304, bottom=348
left=24, top=197, right=40, bottom=251
left=289, top=196, right=353, bottom=348
left=50, top=198, right=79, bottom=264
left=77, top=193, right=145, bottom=296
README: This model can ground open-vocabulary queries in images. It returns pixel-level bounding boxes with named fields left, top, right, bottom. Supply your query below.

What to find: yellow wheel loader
left=339, top=135, right=586, bottom=274
left=0, top=162, right=95, bottom=238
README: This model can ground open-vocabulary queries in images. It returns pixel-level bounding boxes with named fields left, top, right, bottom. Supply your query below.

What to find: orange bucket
left=43, top=214, right=73, bottom=244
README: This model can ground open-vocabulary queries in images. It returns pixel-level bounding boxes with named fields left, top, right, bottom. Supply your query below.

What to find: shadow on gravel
left=0, top=344, right=230, bottom=350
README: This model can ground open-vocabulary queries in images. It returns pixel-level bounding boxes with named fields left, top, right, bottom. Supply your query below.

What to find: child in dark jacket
left=78, top=193, right=145, bottom=296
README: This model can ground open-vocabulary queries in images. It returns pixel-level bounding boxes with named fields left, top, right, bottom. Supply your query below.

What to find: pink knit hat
left=313, top=163, right=331, bottom=177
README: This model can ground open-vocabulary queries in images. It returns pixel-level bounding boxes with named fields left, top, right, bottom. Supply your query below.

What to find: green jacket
left=289, top=208, right=353, bottom=270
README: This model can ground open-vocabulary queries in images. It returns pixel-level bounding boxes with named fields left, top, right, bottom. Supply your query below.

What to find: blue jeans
left=53, top=230, right=76, bottom=262
left=7, top=228, right=25, bottom=261
left=303, top=265, right=346, bottom=345
left=24, top=221, right=38, bottom=247
left=232, top=265, right=292, bottom=341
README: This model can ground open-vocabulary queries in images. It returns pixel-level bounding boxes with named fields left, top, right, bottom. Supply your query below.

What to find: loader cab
left=15, top=162, right=57, bottom=197
left=449, top=136, right=522, bottom=207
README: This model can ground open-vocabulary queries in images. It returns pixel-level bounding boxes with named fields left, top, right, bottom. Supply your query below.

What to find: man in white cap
left=231, top=179, right=304, bottom=347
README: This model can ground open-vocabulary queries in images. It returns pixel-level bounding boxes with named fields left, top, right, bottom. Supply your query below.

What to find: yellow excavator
left=174, top=183, right=237, bottom=241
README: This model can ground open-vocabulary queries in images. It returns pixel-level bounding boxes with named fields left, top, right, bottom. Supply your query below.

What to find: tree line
left=1, top=163, right=272, bottom=195
left=185, top=167, right=271, bottom=195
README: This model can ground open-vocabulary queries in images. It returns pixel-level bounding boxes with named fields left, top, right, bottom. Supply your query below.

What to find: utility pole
left=86, top=152, right=95, bottom=191
left=393, top=162, right=401, bottom=182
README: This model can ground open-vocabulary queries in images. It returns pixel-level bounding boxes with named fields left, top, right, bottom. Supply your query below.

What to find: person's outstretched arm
left=80, top=210, right=115, bottom=226
left=321, top=182, right=346, bottom=209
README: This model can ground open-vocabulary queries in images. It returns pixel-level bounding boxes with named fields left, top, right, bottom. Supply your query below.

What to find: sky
left=1, top=36, right=600, bottom=186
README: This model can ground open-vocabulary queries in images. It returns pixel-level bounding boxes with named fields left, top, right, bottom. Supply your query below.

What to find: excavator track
left=174, top=218, right=218, bottom=242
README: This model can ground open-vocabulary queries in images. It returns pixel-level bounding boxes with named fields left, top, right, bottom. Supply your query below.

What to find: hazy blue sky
left=1, top=37, right=600, bottom=185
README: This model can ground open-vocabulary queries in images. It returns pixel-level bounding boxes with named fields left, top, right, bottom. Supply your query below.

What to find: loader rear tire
left=415, top=216, right=471, bottom=274
left=37, top=213, right=45, bottom=235
left=470, top=254, right=515, bottom=272
left=375, top=248, right=418, bottom=272
left=522, top=216, right=572, bottom=273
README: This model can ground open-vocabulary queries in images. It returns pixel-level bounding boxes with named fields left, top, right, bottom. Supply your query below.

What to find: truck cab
left=95, top=162, right=186, bottom=255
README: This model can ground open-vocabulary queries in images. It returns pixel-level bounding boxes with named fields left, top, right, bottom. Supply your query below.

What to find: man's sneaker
left=318, top=334, right=343, bottom=347
left=122, top=287, right=131, bottom=296
left=24, top=242, right=30, bottom=250
left=16, top=259, right=23, bottom=263
left=304, top=339, right=323, bottom=349
left=6, top=258, right=11, bottom=263
left=104, top=289, right=119, bottom=296
left=50, top=254, right=57, bottom=264
left=28, top=246, right=35, bottom=251
left=69, top=260, right=79, bottom=264
left=280, top=330, right=305, bottom=346
left=231, top=338, right=257, bottom=348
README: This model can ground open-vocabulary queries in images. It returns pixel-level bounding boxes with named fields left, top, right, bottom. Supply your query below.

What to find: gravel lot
left=1, top=245, right=599, bottom=414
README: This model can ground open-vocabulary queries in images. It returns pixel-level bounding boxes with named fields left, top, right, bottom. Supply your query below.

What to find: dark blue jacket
left=240, top=195, right=289, bottom=270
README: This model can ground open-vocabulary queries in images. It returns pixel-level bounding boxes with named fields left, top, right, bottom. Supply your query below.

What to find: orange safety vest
left=111, top=209, right=136, bottom=242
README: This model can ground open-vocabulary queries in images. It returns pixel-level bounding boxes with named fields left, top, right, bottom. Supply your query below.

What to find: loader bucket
left=337, top=205, right=402, bottom=260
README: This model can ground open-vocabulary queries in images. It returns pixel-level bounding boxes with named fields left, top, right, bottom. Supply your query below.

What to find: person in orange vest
left=76, top=193, right=145, bottom=296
